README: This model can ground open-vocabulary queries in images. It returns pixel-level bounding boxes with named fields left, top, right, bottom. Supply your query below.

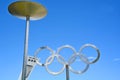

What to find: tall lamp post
left=8, top=1, right=47, bottom=80
left=8, top=0, right=100, bottom=80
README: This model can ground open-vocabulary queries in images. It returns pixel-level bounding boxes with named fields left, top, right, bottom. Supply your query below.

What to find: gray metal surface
left=21, top=17, right=30, bottom=80
left=66, top=65, right=69, bottom=80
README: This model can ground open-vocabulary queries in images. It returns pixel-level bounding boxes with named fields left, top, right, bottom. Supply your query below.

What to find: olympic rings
left=34, top=44, right=100, bottom=75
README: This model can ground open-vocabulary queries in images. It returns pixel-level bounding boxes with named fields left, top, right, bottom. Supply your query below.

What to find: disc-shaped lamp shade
left=8, top=1, right=47, bottom=20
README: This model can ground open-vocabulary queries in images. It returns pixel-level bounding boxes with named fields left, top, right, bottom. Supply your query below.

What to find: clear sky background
left=0, top=0, right=120, bottom=80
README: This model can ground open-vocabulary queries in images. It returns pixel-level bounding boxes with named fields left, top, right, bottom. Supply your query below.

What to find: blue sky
left=0, top=0, right=120, bottom=80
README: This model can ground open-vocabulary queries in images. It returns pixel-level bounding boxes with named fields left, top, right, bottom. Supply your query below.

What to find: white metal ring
left=79, top=44, right=100, bottom=64
left=68, top=53, right=89, bottom=74
left=56, top=45, right=77, bottom=65
left=45, top=54, right=66, bottom=75
left=34, top=46, right=55, bottom=66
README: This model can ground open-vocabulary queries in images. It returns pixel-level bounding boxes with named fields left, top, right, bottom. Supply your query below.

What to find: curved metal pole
left=21, top=16, right=30, bottom=80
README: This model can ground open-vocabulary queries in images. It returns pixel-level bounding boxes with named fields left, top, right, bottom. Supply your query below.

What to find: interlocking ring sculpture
left=34, top=44, right=100, bottom=75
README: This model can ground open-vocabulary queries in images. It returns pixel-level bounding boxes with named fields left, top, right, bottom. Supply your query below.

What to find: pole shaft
left=21, top=17, right=30, bottom=80
left=66, top=65, right=70, bottom=80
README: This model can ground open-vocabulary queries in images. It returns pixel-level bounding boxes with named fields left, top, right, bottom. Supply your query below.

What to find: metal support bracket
left=18, top=56, right=38, bottom=80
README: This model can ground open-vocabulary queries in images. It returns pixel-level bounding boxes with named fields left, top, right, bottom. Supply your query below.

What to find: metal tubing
left=66, top=65, right=70, bottom=80
left=21, top=17, right=30, bottom=80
